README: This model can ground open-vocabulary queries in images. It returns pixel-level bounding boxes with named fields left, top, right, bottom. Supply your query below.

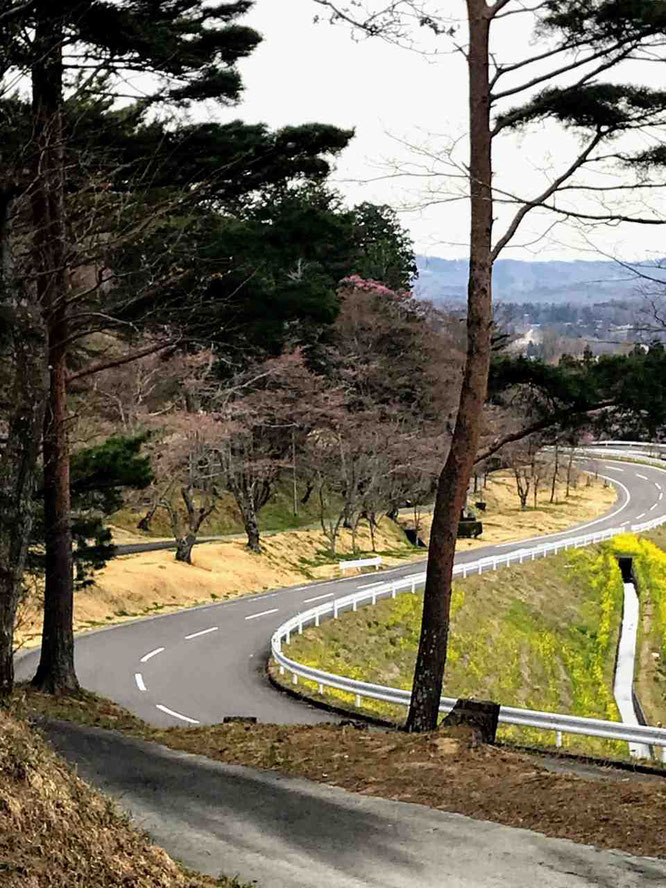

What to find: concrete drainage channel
left=614, top=557, right=654, bottom=761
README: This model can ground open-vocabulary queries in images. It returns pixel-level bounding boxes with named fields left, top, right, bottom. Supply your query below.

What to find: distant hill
left=415, top=256, right=666, bottom=305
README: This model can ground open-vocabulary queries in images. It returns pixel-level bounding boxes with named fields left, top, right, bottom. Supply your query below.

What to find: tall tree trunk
left=406, top=2, right=492, bottom=732
left=30, top=12, right=79, bottom=694
left=0, top=195, right=47, bottom=696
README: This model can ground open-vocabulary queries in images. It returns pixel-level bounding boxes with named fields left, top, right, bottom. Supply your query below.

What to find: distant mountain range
left=415, top=256, right=666, bottom=305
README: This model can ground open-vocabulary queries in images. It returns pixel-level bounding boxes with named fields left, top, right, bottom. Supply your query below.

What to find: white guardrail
left=271, top=452, right=666, bottom=753
left=339, top=556, right=382, bottom=573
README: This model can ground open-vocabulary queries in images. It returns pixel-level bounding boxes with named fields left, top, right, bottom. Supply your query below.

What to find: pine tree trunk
left=406, top=3, right=492, bottom=733
left=30, top=13, right=79, bottom=694
left=0, top=195, right=47, bottom=695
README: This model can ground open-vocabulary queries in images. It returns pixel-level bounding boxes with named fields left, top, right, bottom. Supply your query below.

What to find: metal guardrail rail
left=339, top=556, right=382, bottom=573
left=271, top=455, right=666, bottom=752
left=595, top=439, right=666, bottom=454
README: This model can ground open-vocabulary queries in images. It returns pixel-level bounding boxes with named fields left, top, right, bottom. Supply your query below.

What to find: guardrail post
left=355, top=694, right=362, bottom=707
left=319, top=683, right=324, bottom=695
left=372, top=592, right=377, bottom=605
left=410, top=579, right=415, bottom=594
left=298, top=619, right=303, bottom=634
left=556, top=731, right=562, bottom=748
left=334, top=602, right=338, bottom=619
left=463, top=566, right=467, bottom=578
left=493, top=558, right=497, bottom=570
left=315, top=613, right=320, bottom=627
left=353, top=599, right=357, bottom=612
left=286, top=630, right=290, bottom=645
left=292, top=674, right=298, bottom=685
left=279, top=665, right=285, bottom=676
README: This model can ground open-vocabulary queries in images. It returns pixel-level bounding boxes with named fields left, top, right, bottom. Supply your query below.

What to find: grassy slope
left=287, top=543, right=626, bottom=756
left=0, top=709, right=244, bottom=888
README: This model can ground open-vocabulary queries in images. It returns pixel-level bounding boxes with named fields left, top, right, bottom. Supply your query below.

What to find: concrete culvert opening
left=617, top=556, right=634, bottom=584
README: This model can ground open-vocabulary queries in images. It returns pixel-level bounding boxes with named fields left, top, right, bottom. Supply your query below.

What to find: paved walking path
left=41, top=720, right=666, bottom=888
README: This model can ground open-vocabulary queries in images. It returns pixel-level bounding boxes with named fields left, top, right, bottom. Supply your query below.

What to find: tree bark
left=175, top=534, right=196, bottom=564
left=137, top=501, right=158, bottom=532
left=240, top=498, right=261, bottom=553
left=406, top=2, right=492, bottom=732
left=0, top=196, right=47, bottom=696
left=31, top=12, right=79, bottom=694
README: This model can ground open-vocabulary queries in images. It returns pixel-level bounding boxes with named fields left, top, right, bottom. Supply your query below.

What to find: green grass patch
left=287, top=544, right=627, bottom=757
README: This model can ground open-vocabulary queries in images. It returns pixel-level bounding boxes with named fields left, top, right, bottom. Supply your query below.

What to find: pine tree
left=0, top=1, right=350, bottom=692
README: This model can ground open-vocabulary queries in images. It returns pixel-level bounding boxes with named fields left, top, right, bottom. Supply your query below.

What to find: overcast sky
left=219, top=0, right=666, bottom=263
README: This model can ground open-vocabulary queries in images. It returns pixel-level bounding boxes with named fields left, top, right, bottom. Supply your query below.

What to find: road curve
left=17, top=456, right=666, bottom=888
left=16, top=457, right=666, bottom=728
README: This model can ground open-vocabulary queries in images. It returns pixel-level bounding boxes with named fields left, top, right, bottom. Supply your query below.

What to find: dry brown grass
left=11, top=688, right=666, bottom=861
left=420, top=473, right=616, bottom=551
left=0, top=706, right=244, bottom=887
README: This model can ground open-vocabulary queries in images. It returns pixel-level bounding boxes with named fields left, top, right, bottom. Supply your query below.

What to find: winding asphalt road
left=17, top=457, right=666, bottom=727
left=16, top=455, right=666, bottom=887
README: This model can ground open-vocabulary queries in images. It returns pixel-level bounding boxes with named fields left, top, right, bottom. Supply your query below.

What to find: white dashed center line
left=185, top=626, right=218, bottom=640
left=650, top=503, right=658, bottom=511
left=608, top=466, right=624, bottom=472
left=637, top=473, right=648, bottom=480
left=656, top=483, right=662, bottom=491
left=134, top=673, right=147, bottom=692
left=155, top=704, right=200, bottom=725
left=245, top=608, right=279, bottom=621
left=303, top=592, right=334, bottom=603
left=635, top=513, right=646, bottom=520
left=140, top=647, right=165, bottom=663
